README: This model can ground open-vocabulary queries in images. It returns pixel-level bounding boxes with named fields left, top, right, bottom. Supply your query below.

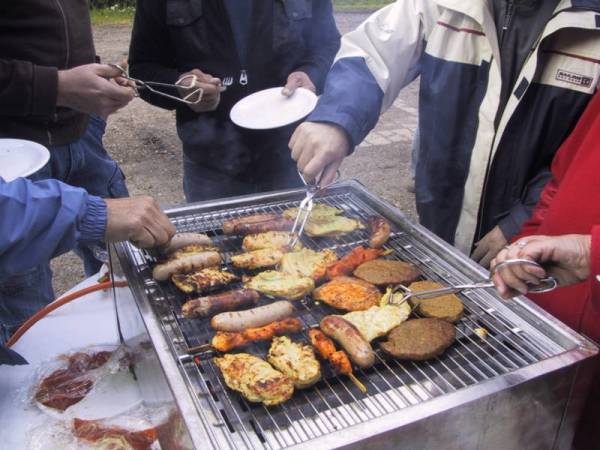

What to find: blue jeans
left=0, top=116, right=128, bottom=343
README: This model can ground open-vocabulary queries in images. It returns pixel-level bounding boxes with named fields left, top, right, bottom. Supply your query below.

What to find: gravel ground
left=51, top=12, right=418, bottom=295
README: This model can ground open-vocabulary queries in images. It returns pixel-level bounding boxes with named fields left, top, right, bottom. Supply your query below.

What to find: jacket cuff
left=79, top=196, right=107, bottom=244
left=496, top=202, right=532, bottom=242
left=590, top=225, right=600, bottom=303
left=31, top=65, right=58, bottom=116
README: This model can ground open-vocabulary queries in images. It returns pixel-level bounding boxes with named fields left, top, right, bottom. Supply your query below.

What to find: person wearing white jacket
left=289, top=0, right=600, bottom=267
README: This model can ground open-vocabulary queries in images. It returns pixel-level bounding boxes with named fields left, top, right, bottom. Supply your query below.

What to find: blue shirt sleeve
left=0, top=177, right=107, bottom=279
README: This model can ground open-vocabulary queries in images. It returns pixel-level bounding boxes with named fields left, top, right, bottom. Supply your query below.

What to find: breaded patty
left=408, top=280, right=464, bottom=322
left=353, top=259, right=420, bottom=286
left=380, top=318, right=456, bottom=360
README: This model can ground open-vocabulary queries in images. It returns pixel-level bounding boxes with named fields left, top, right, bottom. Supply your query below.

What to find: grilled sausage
left=368, top=216, right=391, bottom=248
left=222, top=213, right=279, bottom=235
left=182, top=289, right=260, bottom=319
left=233, top=217, right=293, bottom=236
left=152, top=251, right=221, bottom=281
left=211, top=300, right=295, bottom=332
left=158, top=233, right=213, bottom=255
left=320, top=316, right=375, bottom=368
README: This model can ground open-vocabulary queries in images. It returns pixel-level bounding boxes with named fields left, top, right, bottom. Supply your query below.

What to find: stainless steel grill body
left=113, top=180, right=597, bottom=450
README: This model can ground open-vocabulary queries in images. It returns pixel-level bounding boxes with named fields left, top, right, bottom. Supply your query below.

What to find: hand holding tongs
left=288, top=168, right=341, bottom=248
left=109, top=63, right=203, bottom=105
left=391, top=259, right=558, bottom=304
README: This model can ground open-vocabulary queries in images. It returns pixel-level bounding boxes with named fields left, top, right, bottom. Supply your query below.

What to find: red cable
left=6, top=280, right=128, bottom=348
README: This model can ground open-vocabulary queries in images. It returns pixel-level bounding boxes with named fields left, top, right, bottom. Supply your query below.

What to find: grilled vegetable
left=320, top=316, right=375, bottom=369
left=342, top=294, right=411, bottom=342
left=181, top=289, right=260, bottom=319
left=152, top=245, right=221, bottom=281
left=304, top=215, right=364, bottom=237
left=242, top=231, right=301, bottom=251
left=313, top=276, right=381, bottom=311
left=245, top=270, right=315, bottom=300
left=326, top=246, right=385, bottom=279
left=367, top=216, right=391, bottom=248
left=222, top=213, right=279, bottom=235
left=210, top=300, right=295, bottom=332
left=280, top=248, right=338, bottom=281
left=172, top=268, right=237, bottom=294
left=214, top=353, right=294, bottom=406
left=211, top=318, right=303, bottom=352
left=267, top=336, right=321, bottom=388
left=231, top=248, right=286, bottom=270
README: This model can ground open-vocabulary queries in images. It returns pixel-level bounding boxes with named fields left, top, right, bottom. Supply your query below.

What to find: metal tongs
left=391, top=259, right=558, bottom=304
left=110, top=63, right=203, bottom=105
left=288, top=169, right=341, bottom=248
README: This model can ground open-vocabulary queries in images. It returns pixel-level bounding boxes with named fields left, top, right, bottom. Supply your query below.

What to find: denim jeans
left=178, top=118, right=302, bottom=202
left=0, top=116, right=128, bottom=343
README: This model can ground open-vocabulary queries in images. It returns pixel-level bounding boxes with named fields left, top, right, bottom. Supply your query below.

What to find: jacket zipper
left=54, top=0, right=70, bottom=68
left=499, top=0, right=515, bottom=49
left=239, top=69, right=248, bottom=85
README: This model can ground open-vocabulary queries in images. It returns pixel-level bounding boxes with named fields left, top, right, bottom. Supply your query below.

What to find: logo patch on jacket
left=555, top=69, right=593, bottom=88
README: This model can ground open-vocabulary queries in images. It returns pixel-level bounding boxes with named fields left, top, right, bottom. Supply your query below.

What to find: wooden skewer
left=347, top=373, right=367, bottom=393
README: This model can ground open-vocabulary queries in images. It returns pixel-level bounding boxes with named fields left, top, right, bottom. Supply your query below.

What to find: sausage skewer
left=308, top=328, right=367, bottom=393
left=212, top=318, right=302, bottom=352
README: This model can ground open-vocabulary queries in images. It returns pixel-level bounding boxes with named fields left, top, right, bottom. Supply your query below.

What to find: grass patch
left=333, top=0, right=393, bottom=11
left=90, top=6, right=134, bottom=26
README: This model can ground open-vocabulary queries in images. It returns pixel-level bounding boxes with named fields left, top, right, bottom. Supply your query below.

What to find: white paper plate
left=230, top=87, right=318, bottom=130
left=0, top=138, right=50, bottom=182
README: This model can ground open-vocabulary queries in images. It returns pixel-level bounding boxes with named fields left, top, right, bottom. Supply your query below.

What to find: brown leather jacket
left=0, top=0, right=96, bottom=146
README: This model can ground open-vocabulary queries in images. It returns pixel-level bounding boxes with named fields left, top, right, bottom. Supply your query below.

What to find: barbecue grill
left=112, top=180, right=598, bottom=450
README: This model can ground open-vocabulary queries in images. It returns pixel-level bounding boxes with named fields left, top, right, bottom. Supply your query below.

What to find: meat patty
left=408, top=280, right=465, bottom=322
left=380, top=318, right=456, bottom=360
left=353, top=259, right=420, bottom=286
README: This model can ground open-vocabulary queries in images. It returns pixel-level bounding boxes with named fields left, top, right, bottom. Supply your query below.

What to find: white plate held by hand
left=230, top=87, right=318, bottom=130
left=0, top=139, right=50, bottom=181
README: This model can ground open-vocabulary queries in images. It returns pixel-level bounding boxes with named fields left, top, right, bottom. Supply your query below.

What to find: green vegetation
left=89, top=0, right=392, bottom=27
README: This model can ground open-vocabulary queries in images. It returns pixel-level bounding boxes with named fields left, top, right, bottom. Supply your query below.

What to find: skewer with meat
left=308, top=328, right=366, bottom=393
left=319, top=316, right=375, bottom=369
left=211, top=318, right=303, bottom=352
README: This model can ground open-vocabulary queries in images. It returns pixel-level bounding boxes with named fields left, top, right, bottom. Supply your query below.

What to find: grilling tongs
left=392, top=259, right=558, bottom=303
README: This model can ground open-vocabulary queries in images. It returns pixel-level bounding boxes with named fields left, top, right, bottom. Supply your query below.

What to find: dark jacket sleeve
left=295, top=0, right=340, bottom=93
left=128, top=0, right=181, bottom=110
left=0, top=177, right=106, bottom=280
left=0, top=59, right=58, bottom=116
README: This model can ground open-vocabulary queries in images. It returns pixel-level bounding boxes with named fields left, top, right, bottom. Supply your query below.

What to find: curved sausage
left=222, top=214, right=279, bottom=235
left=320, top=316, right=375, bottom=368
left=368, top=216, right=391, bottom=248
left=152, top=251, right=221, bottom=281
left=159, top=233, right=213, bottom=255
left=211, top=300, right=295, bottom=332
left=233, top=217, right=293, bottom=236
left=182, top=289, right=260, bottom=319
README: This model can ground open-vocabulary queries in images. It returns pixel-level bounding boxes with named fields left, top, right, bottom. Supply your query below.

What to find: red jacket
left=514, top=92, right=600, bottom=450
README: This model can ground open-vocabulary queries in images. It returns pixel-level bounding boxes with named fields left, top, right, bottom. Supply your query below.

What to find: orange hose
left=6, top=280, right=128, bottom=348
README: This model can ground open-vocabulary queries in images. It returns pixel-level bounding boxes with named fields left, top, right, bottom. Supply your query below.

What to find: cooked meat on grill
left=313, top=276, right=381, bottom=311
left=304, top=215, right=364, bottom=237
left=245, top=270, right=315, bottom=300
left=282, top=204, right=342, bottom=221
left=152, top=245, right=221, bottom=281
left=380, top=318, right=456, bottom=360
left=172, top=268, right=238, bottom=294
left=181, top=289, right=260, bottom=319
left=367, top=216, right=391, bottom=248
left=407, top=280, right=465, bottom=322
left=157, top=232, right=213, bottom=256
left=231, top=248, right=286, bottom=270
left=211, top=318, right=303, bottom=352
left=214, top=353, right=294, bottom=406
left=267, top=336, right=321, bottom=388
left=280, top=248, right=338, bottom=281
left=211, top=300, right=295, bottom=332
left=309, top=329, right=352, bottom=375
left=353, top=259, right=420, bottom=286
left=222, top=213, right=279, bottom=235
left=320, top=316, right=375, bottom=368
left=242, top=231, right=301, bottom=252
left=342, top=296, right=411, bottom=342
left=325, top=246, right=385, bottom=279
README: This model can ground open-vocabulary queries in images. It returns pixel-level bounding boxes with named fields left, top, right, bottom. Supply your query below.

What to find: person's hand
left=490, top=234, right=591, bottom=298
left=177, top=69, right=223, bottom=112
left=282, top=71, right=316, bottom=97
left=472, top=225, right=508, bottom=269
left=105, top=197, right=176, bottom=248
left=57, top=63, right=136, bottom=118
left=289, top=122, right=350, bottom=186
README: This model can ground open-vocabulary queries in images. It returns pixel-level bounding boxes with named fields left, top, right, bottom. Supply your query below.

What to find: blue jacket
left=309, top=0, right=600, bottom=253
left=0, top=177, right=106, bottom=280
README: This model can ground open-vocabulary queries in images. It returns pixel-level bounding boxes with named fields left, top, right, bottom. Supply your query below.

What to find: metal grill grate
left=122, top=188, right=567, bottom=450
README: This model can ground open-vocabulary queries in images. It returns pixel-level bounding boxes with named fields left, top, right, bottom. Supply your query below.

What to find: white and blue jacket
left=309, top=0, right=600, bottom=253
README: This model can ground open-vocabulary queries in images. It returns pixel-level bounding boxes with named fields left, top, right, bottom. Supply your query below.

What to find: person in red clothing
left=490, top=91, right=600, bottom=450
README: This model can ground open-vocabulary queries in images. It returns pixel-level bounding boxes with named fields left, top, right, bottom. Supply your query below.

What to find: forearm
left=0, top=59, right=58, bottom=116
left=590, top=225, right=600, bottom=304
left=0, top=178, right=106, bottom=278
